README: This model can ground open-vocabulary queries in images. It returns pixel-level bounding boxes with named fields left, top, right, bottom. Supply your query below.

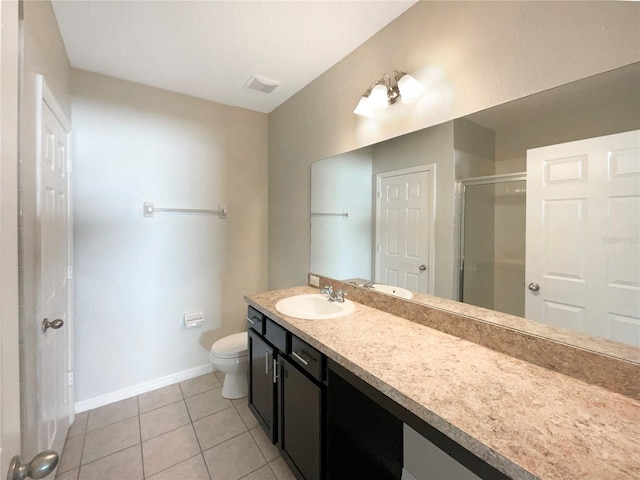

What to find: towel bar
left=143, top=202, right=227, bottom=218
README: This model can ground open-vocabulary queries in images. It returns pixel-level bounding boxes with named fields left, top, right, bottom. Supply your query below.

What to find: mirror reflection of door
left=525, top=130, right=640, bottom=347
left=376, top=166, right=435, bottom=294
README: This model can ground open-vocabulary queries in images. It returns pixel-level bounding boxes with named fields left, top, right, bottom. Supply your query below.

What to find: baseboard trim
left=74, top=364, right=214, bottom=413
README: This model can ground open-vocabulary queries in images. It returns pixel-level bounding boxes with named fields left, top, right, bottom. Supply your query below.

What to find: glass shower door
left=460, top=175, right=526, bottom=317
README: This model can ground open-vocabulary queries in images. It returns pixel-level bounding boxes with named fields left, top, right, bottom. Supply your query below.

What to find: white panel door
left=526, top=130, right=640, bottom=346
left=37, top=81, right=72, bottom=454
left=377, top=167, right=434, bottom=294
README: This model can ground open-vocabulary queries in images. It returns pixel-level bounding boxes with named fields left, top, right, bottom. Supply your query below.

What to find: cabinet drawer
left=265, top=319, right=287, bottom=352
left=290, top=335, right=323, bottom=381
left=247, top=306, right=265, bottom=334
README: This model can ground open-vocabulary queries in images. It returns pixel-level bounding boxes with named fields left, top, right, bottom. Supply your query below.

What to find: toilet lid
left=211, top=332, right=248, bottom=358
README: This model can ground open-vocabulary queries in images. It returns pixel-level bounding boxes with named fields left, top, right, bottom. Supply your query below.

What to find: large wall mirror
left=311, top=62, right=640, bottom=358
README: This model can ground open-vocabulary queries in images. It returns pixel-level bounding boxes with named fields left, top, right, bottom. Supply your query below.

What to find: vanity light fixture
left=353, top=70, right=424, bottom=117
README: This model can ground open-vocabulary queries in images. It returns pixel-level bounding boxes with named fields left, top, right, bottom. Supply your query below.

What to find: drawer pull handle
left=273, top=359, right=280, bottom=383
left=247, top=317, right=256, bottom=325
left=292, top=351, right=310, bottom=366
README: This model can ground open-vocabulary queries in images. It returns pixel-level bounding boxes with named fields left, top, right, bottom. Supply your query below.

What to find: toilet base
left=221, top=372, right=248, bottom=399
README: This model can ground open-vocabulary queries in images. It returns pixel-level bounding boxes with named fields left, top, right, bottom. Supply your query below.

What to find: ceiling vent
left=244, top=74, right=281, bottom=94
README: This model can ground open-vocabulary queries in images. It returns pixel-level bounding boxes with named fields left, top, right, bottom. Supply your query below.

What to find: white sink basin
left=370, top=284, right=414, bottom=299
left=275, top=294, right=355, bottom=320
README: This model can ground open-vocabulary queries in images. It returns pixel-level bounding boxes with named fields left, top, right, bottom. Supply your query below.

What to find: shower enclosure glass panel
left=460, top=175, right=526, bottom=317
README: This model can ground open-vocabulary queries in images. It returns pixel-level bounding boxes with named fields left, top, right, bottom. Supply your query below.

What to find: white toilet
left=209, top=332, right=248, bottom=399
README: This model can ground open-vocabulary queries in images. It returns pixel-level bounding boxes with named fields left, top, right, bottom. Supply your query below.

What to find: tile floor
left=54, top=372, right=296, bottom=480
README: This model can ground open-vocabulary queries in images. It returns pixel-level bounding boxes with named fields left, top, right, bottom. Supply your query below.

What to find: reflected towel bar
left=311, top=211, right=349, bottom=218
left=143, top=202, right=227, bottom=218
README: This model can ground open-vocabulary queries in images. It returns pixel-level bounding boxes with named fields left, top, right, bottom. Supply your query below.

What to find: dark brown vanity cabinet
left=248, top=306, right=286, bottom=443
left=247, top=306, right=324, bottom=480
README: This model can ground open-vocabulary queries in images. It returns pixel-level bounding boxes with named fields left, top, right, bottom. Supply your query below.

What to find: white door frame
left=1, top=0, right=22, bottom=474
left=35, top=75, right=74, bottom=450
left=375, top=165, right=436, bottom=294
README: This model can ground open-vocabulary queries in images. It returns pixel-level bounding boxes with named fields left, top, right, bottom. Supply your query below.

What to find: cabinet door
left=280, top=356, right=322, bottom=480
left=248, top=329, right=277, bottom=442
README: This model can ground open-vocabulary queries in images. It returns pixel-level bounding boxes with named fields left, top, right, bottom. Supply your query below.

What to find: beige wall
left=494, top=99, right=640, bottom=174
left=454, top=118, right=495, bottom=180
left=71, top=70, right=268, bottom=406
left=19, top=0, right=72, bottom=457
left=268, top=0, right=640, bottom=289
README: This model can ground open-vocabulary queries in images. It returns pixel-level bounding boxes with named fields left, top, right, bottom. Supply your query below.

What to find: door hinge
left=376, top=245, right=381, bottom=253
left=377, top=190, right=382, bottom=199
left=67, top=265, right=73, bottom=279
left=68, top=371, right=74, bottom=386
left=67, top=159, right=72, bottom=174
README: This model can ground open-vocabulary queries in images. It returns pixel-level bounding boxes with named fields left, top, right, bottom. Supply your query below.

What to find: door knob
left=419, top=265, right=427, bottom=272
left=7, top=450, right=58, bottom=480
left=42, top=318, right=64, bottom=333
left=528, top=282, right=540, bottom=292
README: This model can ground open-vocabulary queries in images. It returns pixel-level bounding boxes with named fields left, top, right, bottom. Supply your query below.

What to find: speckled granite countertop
left=245, top=286, right=640, bottom=480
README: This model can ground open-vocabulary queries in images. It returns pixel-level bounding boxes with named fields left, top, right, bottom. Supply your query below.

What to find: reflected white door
left=37, top=78, right=72, bottom=453
left=376, top=166, right=434, bottom=294
left=525, top=130, right=640, bottom=346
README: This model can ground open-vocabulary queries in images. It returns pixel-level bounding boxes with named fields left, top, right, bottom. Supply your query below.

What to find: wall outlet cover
left=309, top=274, right=320, bottom=287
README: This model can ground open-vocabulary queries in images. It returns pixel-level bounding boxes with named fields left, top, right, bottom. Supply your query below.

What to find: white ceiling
left=52, top=0, right=417, bottom=113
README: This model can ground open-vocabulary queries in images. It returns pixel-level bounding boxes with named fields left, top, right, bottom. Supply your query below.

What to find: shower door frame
left=458, top=172, right=526, bottom=304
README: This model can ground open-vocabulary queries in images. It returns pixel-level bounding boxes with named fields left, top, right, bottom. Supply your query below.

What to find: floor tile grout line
left=140, top=408, right=193, bottom=443
left=78, top=440, right=142, bottom=468
left=138, top=441, right=146, bottom=480
left=84, top=397, right=139, bottom=433
left=84, top=416, right=138, bottom=435
left=199, top=428, right=253, bottom=456
left=57, top=429, right=87, bottom=476
left=237, top=460, right=271, bottom=480
left=136, top=395, right=148, bottom=480
left=76, top=430, right=87, bottom=478
left=136, top=411, right=144, bottom=479
left=198, top=430, right=270, bottom=480
left=231, top=398, right=259, bottom=431
left=141, top=452, right=203, bottom=480
left=247, top=426, right=277, bottom=462
left=268, top=461, right=284, bottom=480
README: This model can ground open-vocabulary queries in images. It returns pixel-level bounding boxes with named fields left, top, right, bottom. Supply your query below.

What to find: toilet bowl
left=209, top=332, right=248, bottom=399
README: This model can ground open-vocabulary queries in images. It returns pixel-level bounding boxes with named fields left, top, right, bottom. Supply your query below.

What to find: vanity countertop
left=245, top=286, right=640, bottom=480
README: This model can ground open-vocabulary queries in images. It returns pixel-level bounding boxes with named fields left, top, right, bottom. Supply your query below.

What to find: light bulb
left=369, top=83, right=389, bottom=109
left=353, top=96, right=375, bottom=117
left=397, top=74, right=424, bottom=104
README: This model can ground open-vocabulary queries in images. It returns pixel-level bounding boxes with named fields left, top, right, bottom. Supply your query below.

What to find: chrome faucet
left=362, top=281, right=375, bottom=289
left=321, top=285, right=347, bottom=303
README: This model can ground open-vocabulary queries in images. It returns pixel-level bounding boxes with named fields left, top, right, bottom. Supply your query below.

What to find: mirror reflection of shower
left=460, top=174, right=526, bottom=317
